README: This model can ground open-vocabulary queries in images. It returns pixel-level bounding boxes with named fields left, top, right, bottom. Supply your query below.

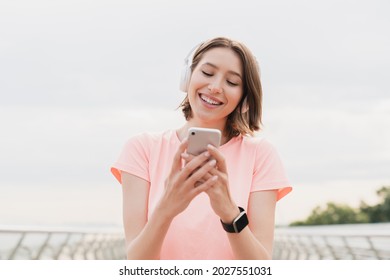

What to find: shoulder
left=123, top=129, right=176, bottom=151
left=240, top=134, right=276, bottom=154
left=238, top=135, right=284, bottom=167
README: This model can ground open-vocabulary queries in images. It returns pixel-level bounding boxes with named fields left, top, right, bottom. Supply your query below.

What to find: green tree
left=290, top=186, right=390, bottom=226
left=359, top=186, right=390, bottom=223
left=290, top=202, right=368, bottom=226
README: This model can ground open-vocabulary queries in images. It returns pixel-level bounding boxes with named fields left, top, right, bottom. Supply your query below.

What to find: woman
left=111, top=37, right=292, bottom=259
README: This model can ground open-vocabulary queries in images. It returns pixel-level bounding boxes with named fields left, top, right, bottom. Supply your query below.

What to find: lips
left=199, top=94, right=223, bottom=106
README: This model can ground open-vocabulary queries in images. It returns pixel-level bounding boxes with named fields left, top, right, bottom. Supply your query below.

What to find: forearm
left=220, top=205, right=274, bottom=260
left=227, top=227, right=273, bottom=259
left=126, top=210, right=173, bottom=260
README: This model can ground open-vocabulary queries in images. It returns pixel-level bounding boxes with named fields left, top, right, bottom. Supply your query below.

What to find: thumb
left=171, top=138, right=188, bottom=173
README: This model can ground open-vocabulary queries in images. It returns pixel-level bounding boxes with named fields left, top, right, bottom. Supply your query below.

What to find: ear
left=240, top=97, right=249, bottom=113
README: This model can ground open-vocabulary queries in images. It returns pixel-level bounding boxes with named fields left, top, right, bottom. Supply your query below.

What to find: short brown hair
left=179, top=37, right=262, bottom=139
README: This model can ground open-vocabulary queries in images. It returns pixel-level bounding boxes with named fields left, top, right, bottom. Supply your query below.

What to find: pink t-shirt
left=111, top=130, right=292, bottom=259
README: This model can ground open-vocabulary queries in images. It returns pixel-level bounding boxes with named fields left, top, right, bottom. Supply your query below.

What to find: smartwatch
left=220, top=207, right=249, bottom=233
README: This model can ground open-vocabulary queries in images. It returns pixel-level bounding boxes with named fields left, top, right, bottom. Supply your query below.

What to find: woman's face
left=187, top=47, right=244, bottom=127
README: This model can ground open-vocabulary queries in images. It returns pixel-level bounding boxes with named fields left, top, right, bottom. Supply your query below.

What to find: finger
left=201, top=172, right=213, bottom=181
left=207, top=168, right=229, bottom=187
left=179, top=151, right=210, bottom=180
left=193, top=171, right=212, bottom=186
left=182, top=152, right=214, bottom=186
left=207, top=167, right=222, bottom=178
left=191, top=174, right=218, bottom=196
left=186, top=159, right=217, bottom=185
left=182, top=152, right=214, bottom=181
left=207, top=144, right=227, bottom=173
left=171, top=138, right=188, bottom=173
left=180, top=152, right=195, bottom=165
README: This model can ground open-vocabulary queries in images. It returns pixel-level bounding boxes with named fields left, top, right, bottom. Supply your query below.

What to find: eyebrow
left=202, top=62, right=242, bottom=79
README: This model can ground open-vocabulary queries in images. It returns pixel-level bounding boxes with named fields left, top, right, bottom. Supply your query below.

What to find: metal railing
left=2, top=224, right=390, bottom=260
left=273, top=225, right=390, bottom=260
left=0, top=226, right=126, bottom=260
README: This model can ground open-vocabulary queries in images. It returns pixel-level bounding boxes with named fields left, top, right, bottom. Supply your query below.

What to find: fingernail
left=204, top=151, right=210, bottom=157
left=211, top=175, right=218, bottom=181
left=181, top=153, right=189, bottom=158
left=209, top=159, right=216, bottom=166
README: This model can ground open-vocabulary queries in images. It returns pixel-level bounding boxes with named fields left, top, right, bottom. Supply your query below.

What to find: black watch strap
left=220, top=207, right=249, bottom=233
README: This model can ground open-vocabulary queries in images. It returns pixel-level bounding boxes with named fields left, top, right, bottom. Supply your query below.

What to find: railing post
left=366, top=236, right=381, bottom=260
left=33, top=232, right=52, bottom=260
left=8, top=232, right=27, bottom=260
left=54, top=233, right=72, bottom=260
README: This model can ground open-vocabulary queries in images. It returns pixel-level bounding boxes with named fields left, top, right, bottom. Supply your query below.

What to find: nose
left=208, top=79, right=224, bottom=94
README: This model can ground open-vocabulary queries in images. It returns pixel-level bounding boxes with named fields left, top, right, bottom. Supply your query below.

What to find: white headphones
left=179, top=43, right=202, bottom=92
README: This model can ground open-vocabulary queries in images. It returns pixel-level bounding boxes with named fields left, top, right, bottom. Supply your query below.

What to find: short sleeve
left=251, top=140, right=292, bottom=201
left=110, top=134, right=150, bottom=184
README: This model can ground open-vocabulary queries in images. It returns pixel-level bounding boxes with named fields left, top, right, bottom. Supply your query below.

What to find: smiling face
left=187, top=47, right=244, bottom=130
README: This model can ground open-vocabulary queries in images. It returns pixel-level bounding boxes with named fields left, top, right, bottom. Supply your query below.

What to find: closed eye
left=227, top=80, right=239, bottom=86
left=202, top=71, right=213, bottom=77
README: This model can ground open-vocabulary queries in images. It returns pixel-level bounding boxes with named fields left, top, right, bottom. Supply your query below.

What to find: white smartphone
left=187, top=127, right=221, bottom=155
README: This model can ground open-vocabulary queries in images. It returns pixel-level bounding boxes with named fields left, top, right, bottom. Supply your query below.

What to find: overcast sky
left=1, top=0, right=389, bottom=226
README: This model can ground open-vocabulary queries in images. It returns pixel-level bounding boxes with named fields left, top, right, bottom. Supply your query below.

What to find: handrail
left=0, top=226, right=126, bottom=260
left=273, top=232, right=390, bottom=260
left=2, top=225, right=390, bottom=260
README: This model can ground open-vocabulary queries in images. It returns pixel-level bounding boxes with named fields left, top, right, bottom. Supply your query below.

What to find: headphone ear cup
left=180, top=43, right=203, bottom=93
left=179, top=62, right=191, bottom=92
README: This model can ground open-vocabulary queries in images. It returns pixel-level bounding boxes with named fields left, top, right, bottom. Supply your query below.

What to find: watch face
left=220, top=207, right=249, bottom=233
left=233, top=211, right=249, bottom=233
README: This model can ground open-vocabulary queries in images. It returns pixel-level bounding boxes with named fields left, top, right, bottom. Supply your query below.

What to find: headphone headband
left=179, top=43, right=202, bottom=92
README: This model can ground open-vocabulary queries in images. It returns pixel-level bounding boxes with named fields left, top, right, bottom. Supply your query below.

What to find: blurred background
left=1, top=0, right=389, bottom=231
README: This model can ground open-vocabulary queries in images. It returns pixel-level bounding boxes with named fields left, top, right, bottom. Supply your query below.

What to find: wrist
left=154, top=202, right=175, bottom=224
left=219, top=205, right=240, bottom=224
left=220, top=206, right=249, bottom=233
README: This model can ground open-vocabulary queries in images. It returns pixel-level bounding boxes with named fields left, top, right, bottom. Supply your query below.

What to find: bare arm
left=225, top=190, right=277, bottom=259
left=205, top=144, right=278, bottom=259
left=121, top=172, right=172, bottom=259
left=121, top=139, right=219, bottom=259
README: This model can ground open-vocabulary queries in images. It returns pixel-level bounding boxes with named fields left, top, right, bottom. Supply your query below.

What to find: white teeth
left=200, top=94, right=222, bottom=105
